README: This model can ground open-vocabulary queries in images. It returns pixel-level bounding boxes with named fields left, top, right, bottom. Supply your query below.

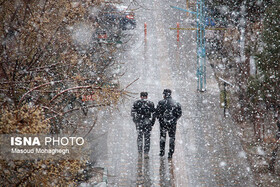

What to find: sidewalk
left=92, top=0, right=255, bottom=186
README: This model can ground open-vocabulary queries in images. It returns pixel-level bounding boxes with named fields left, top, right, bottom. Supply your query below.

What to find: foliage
left=247, top=76, right=263, bottom=105
left=0, top=0, right=123, bottom=132
left=252, top=1, right=280, bottom=110
left=0, top=105, right=49, bottom=134
left=0, top=104, right=86, bottom=186
left=0, top=0, right=124, bottom=185
left=206, top=0, right=273, bottom=24
left=0, top=159, right=85, bottom=186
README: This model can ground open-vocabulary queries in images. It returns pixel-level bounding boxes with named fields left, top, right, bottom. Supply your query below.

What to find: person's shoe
left=159, top=152, right=164, bottom=157
left=168, top=153, right=172, bottom=159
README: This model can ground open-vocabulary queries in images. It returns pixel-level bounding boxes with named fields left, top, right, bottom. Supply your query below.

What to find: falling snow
left=1, top=0, right=280, bottom=186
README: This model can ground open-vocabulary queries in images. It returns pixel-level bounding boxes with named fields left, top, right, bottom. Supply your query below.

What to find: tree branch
left=49, top=86, right=102, bottom=103
left=18, top=80, right=63, bottom=105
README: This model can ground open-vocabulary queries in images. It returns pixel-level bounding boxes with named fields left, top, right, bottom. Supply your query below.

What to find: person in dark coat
left=156, top=89, right=182, bottom=159
left=131, top=92, right=156, bottom=158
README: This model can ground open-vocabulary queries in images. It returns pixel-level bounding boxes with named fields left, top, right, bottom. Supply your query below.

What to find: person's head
left=163, top=89, right=172, bottom=99
left=140, top=92, right=148, bottom=99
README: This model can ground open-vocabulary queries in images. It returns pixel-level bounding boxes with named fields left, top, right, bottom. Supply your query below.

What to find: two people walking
left=131, top=89, right=182, bottom=159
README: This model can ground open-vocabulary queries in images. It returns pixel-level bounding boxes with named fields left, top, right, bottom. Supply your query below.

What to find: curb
left=102, top=167, right=108, bottom=184
left=78, top=167, right=108, bottom=187
left=94, top=167, right=108, bottom=187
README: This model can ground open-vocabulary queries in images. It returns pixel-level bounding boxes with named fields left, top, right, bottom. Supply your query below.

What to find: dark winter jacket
left=156, top=97, right=182, bottom=124
left=131, top=99, right=156, bottom=125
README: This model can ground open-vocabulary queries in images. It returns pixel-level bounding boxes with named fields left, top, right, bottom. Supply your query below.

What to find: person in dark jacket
left=131, top=92, right=156, bottom=158
left=156, top=89, right=182, bottom=159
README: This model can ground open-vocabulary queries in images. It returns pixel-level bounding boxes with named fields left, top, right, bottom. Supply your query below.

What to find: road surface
left=93, top=0, right=255, bottom=186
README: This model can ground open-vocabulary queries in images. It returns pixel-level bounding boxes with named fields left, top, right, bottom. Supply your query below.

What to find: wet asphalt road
left=93, top=0, right=255, bottom=186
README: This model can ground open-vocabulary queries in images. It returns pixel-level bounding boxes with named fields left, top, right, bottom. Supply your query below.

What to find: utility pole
left=171, top=0, right=207, bottom=92
left=186, top=0, right=189, bottom=16
left=171, top=1, right=228, bottom=92
left=196, top=0, right=206, bottom=92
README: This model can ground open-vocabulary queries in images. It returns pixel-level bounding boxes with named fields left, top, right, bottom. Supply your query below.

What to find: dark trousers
left=160, top=122, right=176, bottom=156
left=136, top=123, right=152, bottom=154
